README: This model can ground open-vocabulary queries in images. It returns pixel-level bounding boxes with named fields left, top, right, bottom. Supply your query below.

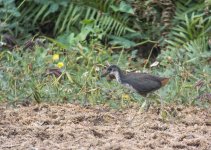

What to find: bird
left=101, top=65, right=169, bottom=111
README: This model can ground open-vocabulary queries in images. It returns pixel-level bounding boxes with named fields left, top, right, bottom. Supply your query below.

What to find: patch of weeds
left=0, top=26, right=210, bottom=109
left=155, top=36, right=211, bottom=107
left=0, top=36, right=139, bottom=107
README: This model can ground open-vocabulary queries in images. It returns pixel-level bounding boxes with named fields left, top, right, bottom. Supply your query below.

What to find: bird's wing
left=124, top=74, right=162, bottom=94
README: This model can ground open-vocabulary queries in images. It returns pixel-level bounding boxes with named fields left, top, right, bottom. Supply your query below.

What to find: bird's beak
left=101, top=71, right=109, bottom=77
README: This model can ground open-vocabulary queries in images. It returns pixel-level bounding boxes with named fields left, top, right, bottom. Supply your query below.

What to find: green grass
left=0, top=39, right=210, bottom=109
left=0, top=41, right=134, bottom=108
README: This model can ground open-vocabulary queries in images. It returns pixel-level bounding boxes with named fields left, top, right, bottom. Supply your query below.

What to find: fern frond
left=15, top=0, right=132, bottom=36
left=166, top=12, right=211, bottom=50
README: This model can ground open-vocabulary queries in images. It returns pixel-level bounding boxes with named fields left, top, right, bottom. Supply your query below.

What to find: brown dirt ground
left=0, top=103, right=210, bottom=150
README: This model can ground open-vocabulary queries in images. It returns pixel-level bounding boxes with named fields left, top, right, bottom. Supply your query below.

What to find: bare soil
left=0, top=103, right=210, bottom=150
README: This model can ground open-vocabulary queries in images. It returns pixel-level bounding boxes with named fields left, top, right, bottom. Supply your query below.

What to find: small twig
left=143, top=44, right=157, bottom=70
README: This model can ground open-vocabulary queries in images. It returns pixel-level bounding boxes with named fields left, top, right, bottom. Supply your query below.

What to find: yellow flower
left=57, top=62, right=64, bottom=68
left=122, top=94, right=130, bottom=100
left=52, top=54, right=59, bottom=61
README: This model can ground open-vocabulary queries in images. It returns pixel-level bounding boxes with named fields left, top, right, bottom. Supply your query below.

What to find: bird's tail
left=161, top=78, right=170, bottom=86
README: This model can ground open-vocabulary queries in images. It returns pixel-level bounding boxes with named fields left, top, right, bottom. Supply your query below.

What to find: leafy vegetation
left=1, top=0, right=133, bottom=37
left=0, top=0, right=210, bottom=108
left=0, top=39, right=136, bottom=108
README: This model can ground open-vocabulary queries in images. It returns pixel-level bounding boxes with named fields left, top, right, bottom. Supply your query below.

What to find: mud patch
left=0, top=103, right=210, bottom=150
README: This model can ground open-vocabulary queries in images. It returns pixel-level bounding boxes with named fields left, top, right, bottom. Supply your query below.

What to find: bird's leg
left=144, top=98, right=151, bottom=112
left=160, top=95, right=164, bottom=110
left=154, top=93, right=164, bottom=113
left=155, top=93, right=163, bottom=108
left=141, top=94, right=151, bottom=112
left=128, top=96, right=149, bottom=124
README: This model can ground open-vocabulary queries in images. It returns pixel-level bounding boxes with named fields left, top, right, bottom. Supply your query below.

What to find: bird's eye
left=108, top=68, right=112, bottom=71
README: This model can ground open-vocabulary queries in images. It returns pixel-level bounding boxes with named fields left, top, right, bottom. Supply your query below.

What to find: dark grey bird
left=101, top=65, right=169, bottom=110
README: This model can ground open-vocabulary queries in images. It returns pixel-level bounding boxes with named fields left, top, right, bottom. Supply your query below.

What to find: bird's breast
left=122, top=83, right=135, bottom=91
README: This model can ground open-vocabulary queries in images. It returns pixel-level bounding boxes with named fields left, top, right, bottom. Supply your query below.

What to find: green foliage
left=0, top=0, right=20, bottom=18
left=166, top=1, right=211, bottom=49
left=0, top=0, right=21, bottom=34
left=2, top=0, right=133, bottom=37
left=0, top=36, right=210, bottom=107
left=0, top=0, right=210, bottom=108
left=156, top=0, right=211, bottom=105
left=0, top=34, right=140, bottom=108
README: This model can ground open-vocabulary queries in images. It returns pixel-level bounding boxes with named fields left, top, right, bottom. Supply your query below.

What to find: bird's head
left=101, top=65, right=121, bottom=77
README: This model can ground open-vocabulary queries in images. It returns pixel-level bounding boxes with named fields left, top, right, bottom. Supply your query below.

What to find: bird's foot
left=141, top=100, right=151, bottom=112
